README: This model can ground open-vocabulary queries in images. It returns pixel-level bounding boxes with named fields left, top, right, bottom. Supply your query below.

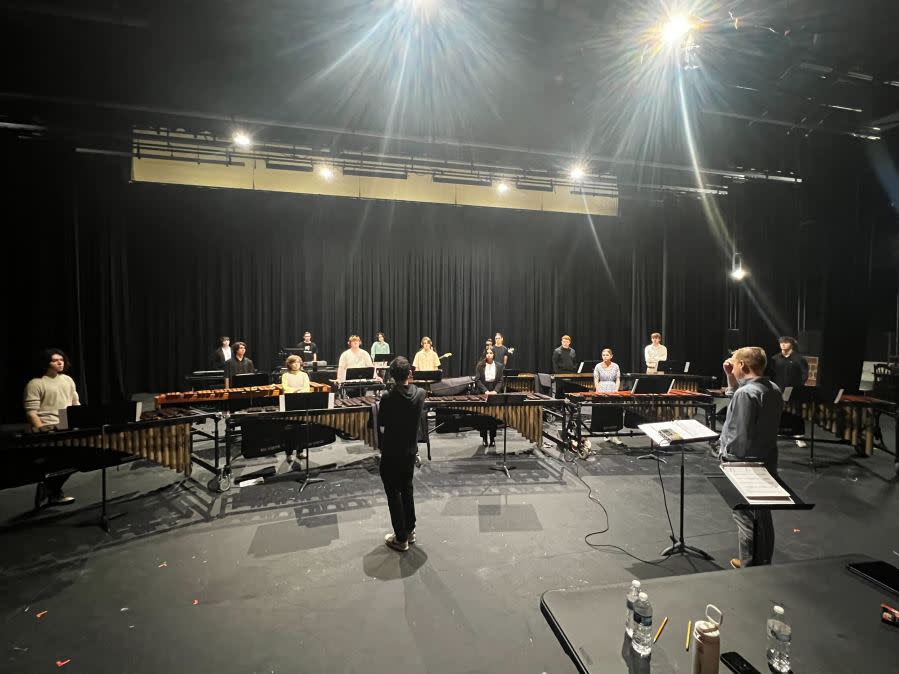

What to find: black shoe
left=34, top=482, right=48, bottom=510
left=48, top=490, right=75, bottom=506
left=489, top=439, right=496, bottom=447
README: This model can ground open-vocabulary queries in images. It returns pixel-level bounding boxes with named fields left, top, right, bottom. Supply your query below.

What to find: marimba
left=154, top=382, right=330, bottom=408
left=504, top=373, right=538, bottom=393
left=818, top=394, right=897, bottom=457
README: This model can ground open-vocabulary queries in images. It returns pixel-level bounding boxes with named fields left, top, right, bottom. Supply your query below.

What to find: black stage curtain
left=3, top=141, right=892, bottom=421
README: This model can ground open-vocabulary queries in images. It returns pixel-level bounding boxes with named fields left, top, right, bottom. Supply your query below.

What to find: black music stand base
left=662, top=443, right=714, bottom=561
left=490, top=415, right=516, bottom=478
left=298, top=474, right=324, bottom=493
left=99, top=466, right=126, bottom=533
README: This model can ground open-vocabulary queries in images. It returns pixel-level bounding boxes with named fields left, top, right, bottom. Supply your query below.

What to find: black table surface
left=541, top=554, right=898, bottom=674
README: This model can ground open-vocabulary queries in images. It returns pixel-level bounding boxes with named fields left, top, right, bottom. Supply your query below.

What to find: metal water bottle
left=691, top=604, right=723, bottom=674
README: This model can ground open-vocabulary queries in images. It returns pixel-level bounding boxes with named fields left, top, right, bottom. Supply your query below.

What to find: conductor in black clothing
left=377, top=357, right=427, bottom=553
left=475, top=349, right=504, bottom=447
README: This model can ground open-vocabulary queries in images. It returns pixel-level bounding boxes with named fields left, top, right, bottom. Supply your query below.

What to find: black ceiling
left=2, top=0, right=899, bottom=176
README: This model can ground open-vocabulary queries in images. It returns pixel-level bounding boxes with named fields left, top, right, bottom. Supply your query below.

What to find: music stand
left=630, top=376, right=675, bottom=395
left=638, top=420, right=719, bottom=560
left=578, top=360, right=600, bottom=374
left=372, top=352, right=395, bottom=365
left=656, top=360, right=687, bottom=374
left=487, top=393, right=529, bottom=478
left=283, top=391, right=331, bottom=492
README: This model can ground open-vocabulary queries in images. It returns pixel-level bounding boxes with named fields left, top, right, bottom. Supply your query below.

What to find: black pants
left=379, top=456, right=416, bottom=543
left=44, top=471, right=75, bottom=497
left=733, top=509, right=774, bottom=566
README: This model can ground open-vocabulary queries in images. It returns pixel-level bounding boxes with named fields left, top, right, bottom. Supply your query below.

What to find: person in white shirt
left=24, top=348, right=81, bottom=506
left=337, top=335, right=376, bottom=382
left=644, top=332, right=668, bottom=374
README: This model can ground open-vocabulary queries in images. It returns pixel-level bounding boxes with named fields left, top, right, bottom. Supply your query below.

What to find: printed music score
left=719, top=463, right=794, bottom=505
left=637, top=419, right=718, bottom=446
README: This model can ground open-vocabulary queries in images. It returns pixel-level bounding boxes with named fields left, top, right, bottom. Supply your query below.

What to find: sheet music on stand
left=719, top=462, right=794, bottom=505
left=637, top=419, right=718, bottom=446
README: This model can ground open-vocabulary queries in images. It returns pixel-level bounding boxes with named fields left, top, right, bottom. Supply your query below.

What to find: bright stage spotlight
left=232, top=131, right=252, bottom=148
left=662, top=15, right=691, bottom=44
left=496, top=181, right=510, bottom=194
left=730, top=253, right=747, bottom=281
left=317, top=165, right=335, bottom=181
left=569, top=165, right=586, bottom=182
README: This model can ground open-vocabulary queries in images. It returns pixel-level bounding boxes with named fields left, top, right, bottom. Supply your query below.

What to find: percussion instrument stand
left=98, top=424, right=125, bottom=533
left=489, top=395, right=516, bottom=478
left=297, top=410, right=324, bottom=493
left=659, top=440, right=714, bottom=561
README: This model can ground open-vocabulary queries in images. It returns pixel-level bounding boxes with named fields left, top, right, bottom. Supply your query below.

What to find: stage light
left=730, top=253, right=747, bottom=281
left=232, top=131, right=252, bottom=148
left=662, top=15, right=691, bottom=44
left=569, top=165, right=586, bottom=182
left=496, top=181, right=510, bottom=194
left=317, top=165, right=335, bottom=181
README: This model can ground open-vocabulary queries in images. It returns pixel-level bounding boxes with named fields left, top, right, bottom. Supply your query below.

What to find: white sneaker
left=408, top=530, right=416, bottom=544
left=795, top=440, right=807, bottom=448
left=384, top=533, right=409, bottom=552
left=609, top=437, right=625, bottom=446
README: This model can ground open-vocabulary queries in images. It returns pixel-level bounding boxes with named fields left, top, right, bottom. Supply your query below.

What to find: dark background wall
left=2, top=139, right=896, bottom=421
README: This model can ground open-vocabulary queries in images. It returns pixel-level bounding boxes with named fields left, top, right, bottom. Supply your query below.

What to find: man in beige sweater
left=24, top=348, right=81, bottom=506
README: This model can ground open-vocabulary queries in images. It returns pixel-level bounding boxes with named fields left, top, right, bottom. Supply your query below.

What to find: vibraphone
left=565, top=389, right=716, bottom=442
left=504, top=373, right=539, bottom=393
left=227, top=396, right=378, bottom=454
left=425, top=393, right=563, bottom=446
left=550, top=373, right=595, bottom=396
left=154, top=382, right=330, bottom=408
left=620, top=372, right=718, bottom=393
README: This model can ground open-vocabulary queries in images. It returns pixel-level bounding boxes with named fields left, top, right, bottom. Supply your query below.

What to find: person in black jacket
left=224, top=342, right=255, bottom=387
left=475, top=349, right=504, bottom=447
left=210, top=336, right=232, bottom=368
left=552, top=335, right=577, bottom=373
left=377, top=357, right=427, bottom=552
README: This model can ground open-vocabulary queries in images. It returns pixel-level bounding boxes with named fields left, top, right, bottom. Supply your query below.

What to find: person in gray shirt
left=719, top=346, right=784, bottom=569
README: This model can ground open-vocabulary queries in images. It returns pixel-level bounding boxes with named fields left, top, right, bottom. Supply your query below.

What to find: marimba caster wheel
left=208, top=473, right=232, bottom=493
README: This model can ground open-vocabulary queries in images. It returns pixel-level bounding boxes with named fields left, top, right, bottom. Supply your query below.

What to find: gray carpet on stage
left=1, top=411, right=896, bottom=673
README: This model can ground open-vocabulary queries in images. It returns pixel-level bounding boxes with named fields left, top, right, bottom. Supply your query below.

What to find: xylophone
left=566, top=389, right=717, bottom=435
left=154, top=382, right=330, bottom=408
left=426, top=393, right=562, bottom=446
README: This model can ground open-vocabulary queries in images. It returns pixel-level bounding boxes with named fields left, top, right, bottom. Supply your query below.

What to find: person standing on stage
left=719, top=347, right=783, bottom=569
left=552, top=335, right=578, bottom=374
left=644, top=332, right=668, bottom=374
left=769, top=336, right=809, bottom=391
left=297, top=331, right=317, bottom=362
left=593, top=348, right=621, bottom=392
left=370, top=332, right=391, bottom=361
left=377, top=357, right=426, bottom=552
left=281, top=355, right=311, bottom=393
left=211, top=336, right=232, bottom=368
left=492, top=332, right=510, bottom=367
left=224, top=342, right=254, bottom=387
left=412, top=336, right=441, bottom=371
left=475, top=349, right=504, bottom=446
left=24, top=348, right=81, bottom=506
left=337, top=335, right=375, bottom=382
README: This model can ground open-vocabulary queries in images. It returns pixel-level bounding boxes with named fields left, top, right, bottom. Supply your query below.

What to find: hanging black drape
left=4, top=140, right=892, bottom=422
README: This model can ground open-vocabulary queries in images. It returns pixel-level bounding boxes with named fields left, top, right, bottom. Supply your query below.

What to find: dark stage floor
left=2, top=415, right=897, bottom=673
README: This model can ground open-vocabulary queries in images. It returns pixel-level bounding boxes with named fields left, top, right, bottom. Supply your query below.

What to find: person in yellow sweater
left=281, top=355, right=311, bottom=393
left=412, top=336, right=441, bottom=371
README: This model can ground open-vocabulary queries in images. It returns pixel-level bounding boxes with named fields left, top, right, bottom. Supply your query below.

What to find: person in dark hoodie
left=377, top=357, right=427, bottom=552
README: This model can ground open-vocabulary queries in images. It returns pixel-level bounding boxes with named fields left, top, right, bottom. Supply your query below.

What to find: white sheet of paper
left=719, top=463, right=794, bottom=504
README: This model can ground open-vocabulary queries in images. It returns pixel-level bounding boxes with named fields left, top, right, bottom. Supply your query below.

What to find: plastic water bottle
left=766, top=604, right=792, bottom=673
left=625, top=580, right=641, bottom=637
left=631, top=592, right=653, bottom=657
